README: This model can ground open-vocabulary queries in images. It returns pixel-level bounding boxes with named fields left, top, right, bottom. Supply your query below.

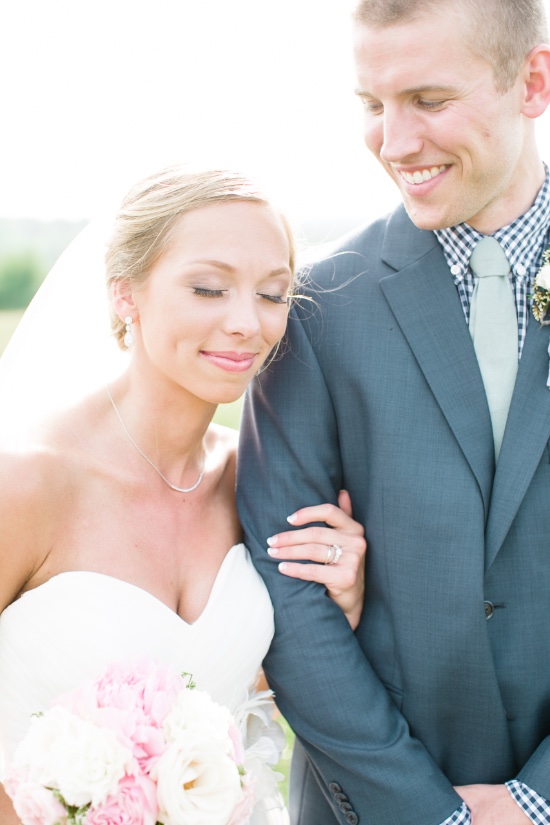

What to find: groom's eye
left=417, top=98, right=446, bottom=110
left=359, top=98, right=383, bottom=113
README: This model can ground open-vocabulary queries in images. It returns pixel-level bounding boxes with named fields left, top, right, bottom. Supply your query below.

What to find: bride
left=0, top=167, right=366, bottom=824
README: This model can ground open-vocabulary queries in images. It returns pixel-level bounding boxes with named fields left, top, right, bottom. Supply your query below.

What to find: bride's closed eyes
left=192, top=287, right=288, bottom=304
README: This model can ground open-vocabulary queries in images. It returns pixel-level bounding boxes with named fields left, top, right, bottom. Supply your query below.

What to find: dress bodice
left=0, top=544, right=274, bottom=775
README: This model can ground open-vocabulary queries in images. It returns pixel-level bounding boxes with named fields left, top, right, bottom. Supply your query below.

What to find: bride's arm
left=0, top=784, right=19, bottom=824
left=0, top=452, right=58, bottom=824
left=265, top=490, right=366, bottom=630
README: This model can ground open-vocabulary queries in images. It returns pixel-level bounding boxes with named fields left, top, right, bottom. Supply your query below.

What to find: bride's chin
left=210, top=388, right=248, bottom=406
left=195, top=373, right=261, bottom=407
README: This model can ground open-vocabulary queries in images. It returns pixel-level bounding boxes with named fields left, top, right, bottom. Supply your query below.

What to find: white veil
left=0, top=219, right=130, bottom=449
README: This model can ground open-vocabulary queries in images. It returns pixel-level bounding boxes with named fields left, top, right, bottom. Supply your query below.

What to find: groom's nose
left=375, top=107, right=424, bottom=164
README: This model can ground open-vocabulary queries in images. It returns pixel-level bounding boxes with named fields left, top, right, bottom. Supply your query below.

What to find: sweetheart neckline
left=9, top=543, right=246, bottom=628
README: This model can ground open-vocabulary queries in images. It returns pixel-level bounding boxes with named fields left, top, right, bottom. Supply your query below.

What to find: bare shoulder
left=0, top=446, right=65, bottom=515
left=0, top=446, right=70, bottom=611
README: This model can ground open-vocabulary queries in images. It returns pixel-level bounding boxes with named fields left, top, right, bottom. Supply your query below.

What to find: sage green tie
left=469, top=236, right=518, bottom=461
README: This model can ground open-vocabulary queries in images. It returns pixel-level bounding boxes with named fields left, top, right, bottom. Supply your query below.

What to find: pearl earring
left=123, top=316, right=135, bottom=348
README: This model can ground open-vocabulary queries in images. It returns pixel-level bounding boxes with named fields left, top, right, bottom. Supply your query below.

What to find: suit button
left=339, top=802, right=353, bottom=812
left=334, top=792, right=347, bottom=803
left=484, top=601, right=495, bottom=620
left=345, top=813, right=359, bottom=825
left=329, top=782, right=342, bottom=795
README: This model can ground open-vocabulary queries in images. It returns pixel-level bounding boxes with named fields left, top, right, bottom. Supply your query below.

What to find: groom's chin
left=400, top=200, right=457, bottom=232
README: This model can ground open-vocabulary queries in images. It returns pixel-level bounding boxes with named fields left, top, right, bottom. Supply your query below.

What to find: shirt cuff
left=507, top=779, right=550, bottom=824
left=440, top=802, right=471, bottom=825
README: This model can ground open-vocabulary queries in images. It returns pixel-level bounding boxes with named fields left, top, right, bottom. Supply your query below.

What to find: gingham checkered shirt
left=434, top=164, right=550, bottom=359
left=440, top=783, right=550, bottom=825
left=435, top=166, right=550, bottom=825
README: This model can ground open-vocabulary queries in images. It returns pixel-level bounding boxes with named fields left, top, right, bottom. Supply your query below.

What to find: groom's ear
left=520, top=43, right=550, bottom=118
left=111, top=278, right=138, bottom=322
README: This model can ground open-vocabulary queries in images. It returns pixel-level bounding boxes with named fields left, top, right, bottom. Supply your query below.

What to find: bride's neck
left=107, top=371, right=216, bottom=472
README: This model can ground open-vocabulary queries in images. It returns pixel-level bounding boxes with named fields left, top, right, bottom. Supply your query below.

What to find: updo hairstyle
left=106, top=166, right=296, bottom=349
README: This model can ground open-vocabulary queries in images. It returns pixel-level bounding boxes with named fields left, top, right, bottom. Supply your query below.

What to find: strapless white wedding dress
left=0, top=544, right=288, bottom=824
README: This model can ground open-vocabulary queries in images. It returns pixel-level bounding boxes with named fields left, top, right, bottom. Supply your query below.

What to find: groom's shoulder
left=298, top=203, right=433, bottom=288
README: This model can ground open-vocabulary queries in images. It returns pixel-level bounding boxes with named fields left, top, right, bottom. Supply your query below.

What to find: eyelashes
left=193, top=287, right=224, bottom=297
left=193, top=288, right=287, bottom=304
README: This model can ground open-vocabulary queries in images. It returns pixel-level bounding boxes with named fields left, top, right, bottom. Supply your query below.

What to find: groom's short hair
left=352, top=0, right=549, bottom=92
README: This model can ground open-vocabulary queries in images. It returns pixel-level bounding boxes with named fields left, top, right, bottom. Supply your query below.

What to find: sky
left=2, top=0, right=550, bottom=228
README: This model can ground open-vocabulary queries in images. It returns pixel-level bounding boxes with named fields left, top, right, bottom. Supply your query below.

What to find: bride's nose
left=223, top=295, right=262, bottom=338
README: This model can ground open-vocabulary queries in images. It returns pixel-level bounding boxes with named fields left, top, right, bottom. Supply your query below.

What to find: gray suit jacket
left=237, top=205, right=550, bottom=825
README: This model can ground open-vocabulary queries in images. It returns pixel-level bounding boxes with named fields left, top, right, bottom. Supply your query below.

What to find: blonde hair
left=353, top=0, right=549, bottom=92
left=106, top=166, right=296, bottom=348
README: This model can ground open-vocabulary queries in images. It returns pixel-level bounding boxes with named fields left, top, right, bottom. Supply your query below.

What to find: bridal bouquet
left=5, top=659, right=283, bottom=825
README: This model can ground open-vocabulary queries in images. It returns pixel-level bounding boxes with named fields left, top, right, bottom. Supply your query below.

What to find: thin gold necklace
left=106, top=385, right=204, bottom=493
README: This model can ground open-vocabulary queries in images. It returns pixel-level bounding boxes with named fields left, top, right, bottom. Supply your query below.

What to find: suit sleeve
left=517, top=739, right=550, bottom=805
left=237, top=307, right=463, bottom=825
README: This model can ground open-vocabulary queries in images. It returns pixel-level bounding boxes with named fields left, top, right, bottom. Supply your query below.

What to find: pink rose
left=59, top=659, right=184, bottom=772
left=95, top=659, right=183, bottom=724
left=4, top=770, right=67, bottom=825
left=84, top=774, right=157, bottom=825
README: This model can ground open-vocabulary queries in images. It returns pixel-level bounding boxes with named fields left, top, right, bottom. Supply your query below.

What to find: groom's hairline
left=352, top=0, right=549, bottom=93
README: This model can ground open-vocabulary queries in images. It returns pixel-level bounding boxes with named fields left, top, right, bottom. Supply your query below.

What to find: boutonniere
left=532, top=249, right=550, bottom=387
left=532, top=250, right=550, bottom=323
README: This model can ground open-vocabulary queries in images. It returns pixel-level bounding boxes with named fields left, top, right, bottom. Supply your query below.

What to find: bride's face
left=129, top=200, right=292, bottom=404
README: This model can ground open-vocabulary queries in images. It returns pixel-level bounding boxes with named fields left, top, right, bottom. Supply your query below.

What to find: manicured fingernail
left=287, top=513, right=297, bottom=524
left=267, top=535, right=278, bottom=546
left=267, top=547, right=279, bottom=556
left=278, top=562, right=288, bottom=573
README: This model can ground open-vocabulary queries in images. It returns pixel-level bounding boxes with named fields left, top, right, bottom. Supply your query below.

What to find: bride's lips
left=200, top=350, right=258, bottom=373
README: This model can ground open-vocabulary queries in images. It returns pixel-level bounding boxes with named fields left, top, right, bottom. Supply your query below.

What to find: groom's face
left=353, top=5, right=529, bottom=233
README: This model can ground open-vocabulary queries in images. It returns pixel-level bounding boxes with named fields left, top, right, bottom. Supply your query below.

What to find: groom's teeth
left=400, top=165, right=446, bottom=185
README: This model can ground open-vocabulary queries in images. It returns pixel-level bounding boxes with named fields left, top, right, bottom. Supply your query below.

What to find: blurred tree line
left=0, top=219, right=87, bottom=308
left=0, top=251, right=44, bottom=307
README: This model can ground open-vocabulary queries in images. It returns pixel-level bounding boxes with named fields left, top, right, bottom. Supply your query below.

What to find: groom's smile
left=398, top=165, right=448, bottom=185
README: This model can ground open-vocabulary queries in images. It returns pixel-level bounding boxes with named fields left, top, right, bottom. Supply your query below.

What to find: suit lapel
left=380, top=208, right=495, bottom=514
left=485, top=319, right=550, bottom=569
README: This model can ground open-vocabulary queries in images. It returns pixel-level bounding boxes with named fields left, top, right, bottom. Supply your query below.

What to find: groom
left=238, top=0, right=550, bottom=823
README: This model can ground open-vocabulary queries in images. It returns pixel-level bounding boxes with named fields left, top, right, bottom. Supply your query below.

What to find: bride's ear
left=111, top=279, right=138, bottom=324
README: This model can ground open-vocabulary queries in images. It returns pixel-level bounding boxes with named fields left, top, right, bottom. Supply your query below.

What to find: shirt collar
left=435, top=163, right=550, bottom=284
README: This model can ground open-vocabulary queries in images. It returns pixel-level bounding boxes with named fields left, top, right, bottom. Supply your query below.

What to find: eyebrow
left=186, top=259, right=291, bottom=277
left=354, top=84, right=457, bottom=97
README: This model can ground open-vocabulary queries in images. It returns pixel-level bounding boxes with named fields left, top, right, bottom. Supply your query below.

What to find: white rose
left=152, top=732, right=243, bottom=825
left=13, top=706, right=133, bottom=808
left=536, top=263, right=550, bottom=290
left=163, top=688, right=233, bottom=745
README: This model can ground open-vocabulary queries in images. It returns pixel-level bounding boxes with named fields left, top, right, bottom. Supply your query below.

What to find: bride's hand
left=267, top=490, right=366, bottom=630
